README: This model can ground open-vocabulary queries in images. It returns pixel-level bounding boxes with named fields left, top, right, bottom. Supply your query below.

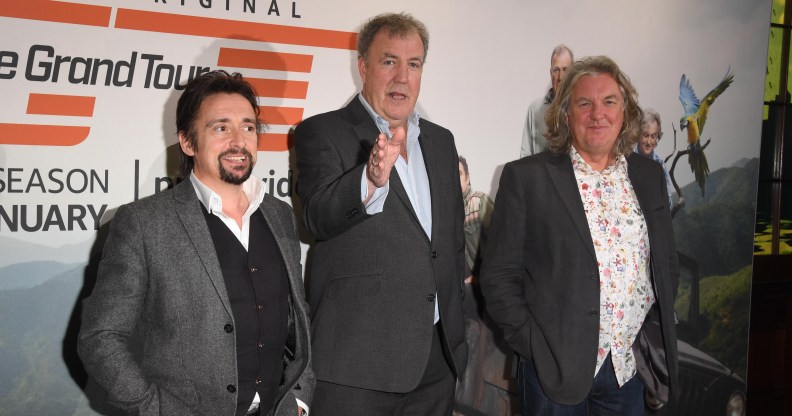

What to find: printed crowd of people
left=77, top=11, right=680, bottom=416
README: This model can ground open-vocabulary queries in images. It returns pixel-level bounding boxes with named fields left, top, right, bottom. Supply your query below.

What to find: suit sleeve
left=78, top=205, right=165, bottom=415
left=479, top=163, right=533, bottom=358
left=294, top=117, right=372, bottom=241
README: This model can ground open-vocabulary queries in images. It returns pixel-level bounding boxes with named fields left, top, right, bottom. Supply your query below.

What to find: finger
left=389, top=126, right=406, bottom=144
left=376, top=132, right=388, bottom=149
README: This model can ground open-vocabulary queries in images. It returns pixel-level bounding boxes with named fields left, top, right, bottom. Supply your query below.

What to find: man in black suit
left=294, top=12, right=467, bottom=416
left=481, top=56, right=679, bottom=415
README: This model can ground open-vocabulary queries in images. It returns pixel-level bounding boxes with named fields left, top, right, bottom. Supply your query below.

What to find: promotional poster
left=0, top=1, right=769, bottom=414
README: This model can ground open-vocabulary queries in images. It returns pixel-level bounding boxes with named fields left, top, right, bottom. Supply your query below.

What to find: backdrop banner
left=0, top=1, right=769, bottom=415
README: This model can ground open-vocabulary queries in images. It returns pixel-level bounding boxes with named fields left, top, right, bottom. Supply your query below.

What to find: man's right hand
left=366, top=126, right=405, bottom=190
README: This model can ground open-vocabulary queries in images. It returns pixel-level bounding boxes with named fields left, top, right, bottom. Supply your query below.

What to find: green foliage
left=676, top=266, right=752, bottom=380
left=672, top=159, right=758, bottom=276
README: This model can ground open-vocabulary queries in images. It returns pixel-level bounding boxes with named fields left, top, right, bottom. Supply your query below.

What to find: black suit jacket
left=480, top=150, right=679, bottom=405
left=294, top=96, right=468, bottom=393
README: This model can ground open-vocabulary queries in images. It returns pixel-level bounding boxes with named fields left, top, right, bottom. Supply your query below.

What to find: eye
left=383, top=59, right=395, bottom=66
left=409, top=61, right=422, bottom=70
left=242, top=125, right=257, bottom=133
left=214, top=125, right=227, bottom=132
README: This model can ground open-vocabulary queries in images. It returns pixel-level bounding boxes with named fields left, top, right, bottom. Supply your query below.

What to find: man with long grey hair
left=482, top=56, right=679, bottom=415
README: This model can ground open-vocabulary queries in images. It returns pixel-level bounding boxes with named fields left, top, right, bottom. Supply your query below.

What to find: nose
left=395, top=62, right=409, bottom=83
left=229, top=126, right=247, bottom=147
left=590, top=102, right=605, bottom=120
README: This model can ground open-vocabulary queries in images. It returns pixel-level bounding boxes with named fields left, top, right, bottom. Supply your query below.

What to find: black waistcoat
left=203, top=207, right=290, bottom=416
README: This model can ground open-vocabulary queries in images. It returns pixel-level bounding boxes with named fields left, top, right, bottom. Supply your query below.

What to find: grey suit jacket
left=78, top=179, right=314, bottom=416
left=480, top=151, right=679, bottom=405
left=294, top=96, right=468, bottom=393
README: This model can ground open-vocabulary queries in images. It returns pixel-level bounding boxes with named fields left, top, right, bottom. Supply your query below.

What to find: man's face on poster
left=639, top=120, right=661, bottom=157
left=551, top=51, right=573, bottom=92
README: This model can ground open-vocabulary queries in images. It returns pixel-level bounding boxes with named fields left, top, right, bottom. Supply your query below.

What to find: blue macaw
left=679, top=69, right=733, bottom=195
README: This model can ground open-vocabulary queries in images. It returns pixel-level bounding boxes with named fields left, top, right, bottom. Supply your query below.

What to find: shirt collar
left=544, top=88, right=555, bottom=104
left=569, top=146, right=628, bottom=177
left=189, top=172, right=266, bottom=214
left=358, top=93, right=421, bottom=139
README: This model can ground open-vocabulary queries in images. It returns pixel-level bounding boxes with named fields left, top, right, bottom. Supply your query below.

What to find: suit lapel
left=419, top=127, right=442, bottom=243
left=626, top=153, right=657, bottom=234
left=545, top=154, right=598, bottom=262
left=626, top=153, right=649, bottom=209
left=257, top=197, right=299, bottom=283
left=348, top=97, right=422, bottom=228
left=172, top=180, right=233, bottom=317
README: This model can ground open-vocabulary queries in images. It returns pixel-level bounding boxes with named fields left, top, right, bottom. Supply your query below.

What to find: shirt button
left=250, top=266, right=258, bottom=273
left=258, top=343, right=265, bottom=348
left=257, top=304, right=264, bottom=309
left=427, top=294, right=436, bottom=302
left=224, top=324, right=234, bottom=333
left=431, top=251, right=438, bottom=259
left=255, top=378, right=261, bottom=385
left=227, top=384, right=236, bottom=393
left=589, top=310, right=599, bottom=316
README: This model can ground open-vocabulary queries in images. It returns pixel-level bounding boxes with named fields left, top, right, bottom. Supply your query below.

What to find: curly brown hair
left=544, top=56, right=643, bottom=158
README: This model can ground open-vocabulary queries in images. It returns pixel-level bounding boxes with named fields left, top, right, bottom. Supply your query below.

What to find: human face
left=459, top=162, right=469, bottom=194
left=179, top=93, right=258, bottom=188
left=639, top=120, right=661, bottom=157
left=551, top=51, right=573, bottom=92
left=359, top=29, right=424, bottom=129
left=568, top=73, right=624, bottom=167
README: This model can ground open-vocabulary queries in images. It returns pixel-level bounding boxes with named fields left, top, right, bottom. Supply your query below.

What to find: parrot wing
left=694, top=69, right=734, bottom=134
left=679, top=73, right=701, bottom=116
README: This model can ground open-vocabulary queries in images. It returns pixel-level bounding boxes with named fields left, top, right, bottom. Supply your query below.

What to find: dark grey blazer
left=294, top=96, right=468, bottom=393
left=480, top=151, right=679, bottom=405
left=78, top=179, right=314, bottom=416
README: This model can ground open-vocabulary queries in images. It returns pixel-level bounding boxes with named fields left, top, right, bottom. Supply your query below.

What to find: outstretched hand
left=366, top=126, right=405, bottom=189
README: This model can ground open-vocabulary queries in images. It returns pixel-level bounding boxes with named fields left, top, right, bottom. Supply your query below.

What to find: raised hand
left=366, top=126, right=406, bottom=189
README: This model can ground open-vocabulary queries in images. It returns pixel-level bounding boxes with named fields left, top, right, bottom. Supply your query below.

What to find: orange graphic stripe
left=27, top=93, right=96, bottom=117
left=219, top=48, right=313, bottom=73
left=258, top=133, right=291, bottom=152
left=248, top=78, right=308, bottom=99
left=260, top=106, right=303, bottom=125
left=0, top=124, right=90, bottom=146
left=116, top=9, right=356, bottom=50
left=0, top=1, right=111, bottom=27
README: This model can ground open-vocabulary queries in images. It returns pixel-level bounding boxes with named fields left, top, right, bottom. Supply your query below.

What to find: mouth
left=218, top=148, right=253, bottom=169
left=387, top=92, right=408, bottom=101
left=222, top=154, right=247, bottom=162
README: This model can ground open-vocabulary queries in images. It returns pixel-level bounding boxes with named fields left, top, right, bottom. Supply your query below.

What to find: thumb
left=390, top=126, right=406, bottom=144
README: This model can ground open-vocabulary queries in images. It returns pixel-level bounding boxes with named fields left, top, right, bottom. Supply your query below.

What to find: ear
left=178, top=131, right=195, bottom=156
left=358, top=57, right=367, bottom=83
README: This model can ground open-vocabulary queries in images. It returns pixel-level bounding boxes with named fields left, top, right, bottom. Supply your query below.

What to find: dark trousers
left=519, top=354, right=645, bottom=416
left=312, top=324, right=455, bottom=416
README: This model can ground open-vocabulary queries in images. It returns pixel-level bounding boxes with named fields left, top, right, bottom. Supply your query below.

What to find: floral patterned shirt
left=570, top=147, right=655, bottom=386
